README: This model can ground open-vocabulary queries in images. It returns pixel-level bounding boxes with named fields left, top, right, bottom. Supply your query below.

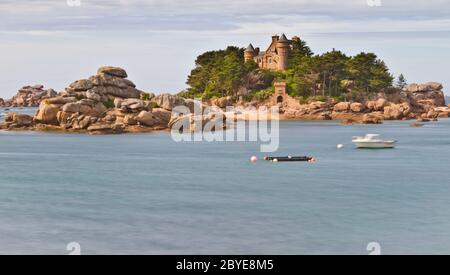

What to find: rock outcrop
left=1, top=73, right=447, bottom=131
left=280, top=82, right=447, bottom=124
left=0, top=85, right=57, bottom=107
left=1, top=66, right=194, bottom=134
left=405, top=82, right=446, bottom=112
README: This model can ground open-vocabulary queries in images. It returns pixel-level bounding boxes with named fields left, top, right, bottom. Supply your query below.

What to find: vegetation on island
left=180, top=38, right=401, bottom=103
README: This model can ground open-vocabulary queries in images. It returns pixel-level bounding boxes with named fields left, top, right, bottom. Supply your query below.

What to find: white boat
left=352, top=134, right=397, bottom=149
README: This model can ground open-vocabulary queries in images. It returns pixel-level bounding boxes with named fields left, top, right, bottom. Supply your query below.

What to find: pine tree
left=396, top=74, right=407, bottom=89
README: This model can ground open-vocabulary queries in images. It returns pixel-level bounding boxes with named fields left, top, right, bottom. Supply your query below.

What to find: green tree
left=314, top=50, right=350, bottom=97
left=184, top=40, right=395, bottom=102
left=396, top=74, right=407, bottom=89
left=288, top=38, right=313, bottom=69
left=186, top=46, right=253, bottom=98
left=346, top=52, right=393, bottom=94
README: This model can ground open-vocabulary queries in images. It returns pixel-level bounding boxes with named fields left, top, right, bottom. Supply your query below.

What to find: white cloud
left=0, top=0, right=449, bottom=97
left=0, top=0, right=449, bottom=33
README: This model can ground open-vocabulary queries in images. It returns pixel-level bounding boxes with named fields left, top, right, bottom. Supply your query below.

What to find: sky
left=0, top=0, right=449, bottom=98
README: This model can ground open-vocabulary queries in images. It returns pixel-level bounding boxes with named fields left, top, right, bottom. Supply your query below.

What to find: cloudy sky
left=0, top=0, right=449, bottom=97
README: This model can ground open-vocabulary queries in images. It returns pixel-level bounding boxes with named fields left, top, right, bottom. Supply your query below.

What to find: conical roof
left=245, top=43, right=255, bottom=52
left=279, top=34, right=288, bottom=42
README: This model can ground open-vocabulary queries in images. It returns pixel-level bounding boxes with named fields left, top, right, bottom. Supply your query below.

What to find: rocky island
left=278, top=81, right=448, bottom=124
left=0, top=85, right=57, bottom=107
left=1, top=64, right=449, bottom=135
left=0, top=66, right=224, bottom=134
left=1, top=34, right=449, bottom=134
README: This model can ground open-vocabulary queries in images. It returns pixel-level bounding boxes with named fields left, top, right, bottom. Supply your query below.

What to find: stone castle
left=244, top=34, right=299, bottom=71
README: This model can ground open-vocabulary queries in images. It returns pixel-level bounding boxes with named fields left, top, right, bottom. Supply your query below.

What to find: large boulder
left=418, top=82, right=443, bottom=92
left=152, top=108, right=172, bottom=126
left=410, top=82, right=443, bottom=92
left=168, top=112, right=226, bottom=133
left=362, top=113, right=383, bottom=124
left=414, top=91, right=446, bottom=109
left=56, top=111, right=73, bottom=124
left=213, top=97, right=233, bottom=108
left=405, top=83, right=419, bottom=93
left=136, top=111, right=157, bottom=127
left=123, top=114, right=138, bottom=126
left=4, top=113, right=32, bottom=126
left=47, top=96, right=77, bottom=105
left=62, top=102, right=83, bottom=113
left=62, top=101, right=106, bottom=116
left=69, top=79, right=94, bottom=91
left=87, top=85, right=141, bottom=99
left=350, top=102, right=365, bottom=113
left=86, top=90, right=101, bottom=101
left=384, top=103, right=411, bottom=120
left=88, top=73, right=135, bottom=89
left=97, top=66, right=128, bottom=78
left=375, top=98, right=388, bottom=111
left=426, top=82, right=444, bottom=91
left=309, top=101, right=328, bottom=110
left=16, top=114, right=33, bottom=126
left=153, top=94, right=186, bottom=111
left=34, top=101, right=61, bottom=124
left=119, top=98, right=150, bottom=112
left=333, top=102, right=351, bottom=112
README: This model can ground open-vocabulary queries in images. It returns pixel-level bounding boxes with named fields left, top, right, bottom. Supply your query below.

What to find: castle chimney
left=272, top=35, right=279, bottom=43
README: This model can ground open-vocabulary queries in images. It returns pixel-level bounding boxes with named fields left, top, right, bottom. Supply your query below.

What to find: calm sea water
left=1, top=107, right=450, bottom=255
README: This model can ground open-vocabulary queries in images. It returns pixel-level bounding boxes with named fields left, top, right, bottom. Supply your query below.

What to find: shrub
left=313, top=95, right=327, bottom=102
left=297, top=96, right=308, bottom=105
left=103, top=100, right=115, bottom=109
left=332, top=95, right=345, bottom=103
left=141, top=93, right=151, bottom=101
left=253, top=89, right=274, bottom=102
left=242, top=93, right=254, bottom=102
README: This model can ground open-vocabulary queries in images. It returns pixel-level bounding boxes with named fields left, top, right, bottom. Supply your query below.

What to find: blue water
left=1, top=109, right=450, bottom=254
left=0, top=107, right=37, bottom=119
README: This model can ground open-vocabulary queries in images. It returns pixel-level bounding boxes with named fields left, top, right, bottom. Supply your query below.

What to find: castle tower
left=276, top=34, right=290, bottom=71
left=244, top=44, right=256, bottom=63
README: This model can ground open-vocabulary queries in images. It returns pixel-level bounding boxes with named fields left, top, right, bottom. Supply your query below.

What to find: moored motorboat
left=352, top=134, right=397, bottom=149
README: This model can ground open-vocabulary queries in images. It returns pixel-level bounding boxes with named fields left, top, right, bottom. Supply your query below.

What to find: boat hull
left=352, top=141, right=396, bottom=149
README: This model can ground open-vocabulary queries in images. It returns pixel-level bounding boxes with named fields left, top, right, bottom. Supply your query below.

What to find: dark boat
left=264, top=156, right=315, bottom=162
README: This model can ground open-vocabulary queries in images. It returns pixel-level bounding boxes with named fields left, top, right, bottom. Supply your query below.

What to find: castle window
left=269, top=58, right=272, bottom=64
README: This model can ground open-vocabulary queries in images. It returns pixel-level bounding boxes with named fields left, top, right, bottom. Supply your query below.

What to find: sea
left=1, top=107, right=449, bottom=255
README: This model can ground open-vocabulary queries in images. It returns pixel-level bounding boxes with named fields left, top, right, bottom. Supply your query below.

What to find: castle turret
left=276, top=34, right=290, bottom=71
left=244, top=44, right=256, bottom=63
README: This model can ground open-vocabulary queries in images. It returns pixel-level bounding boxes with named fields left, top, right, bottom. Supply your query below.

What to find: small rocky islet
left=0, top=66, right=449, bottom=134
left=0, top=66, right=224, bottom=134
left=278, top=81, right=448, bottom=124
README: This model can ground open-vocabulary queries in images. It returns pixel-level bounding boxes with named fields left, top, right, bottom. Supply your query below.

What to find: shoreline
left=1, top=66, right=448, bottom=135
left=2, top=113, right=446, bottom=136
